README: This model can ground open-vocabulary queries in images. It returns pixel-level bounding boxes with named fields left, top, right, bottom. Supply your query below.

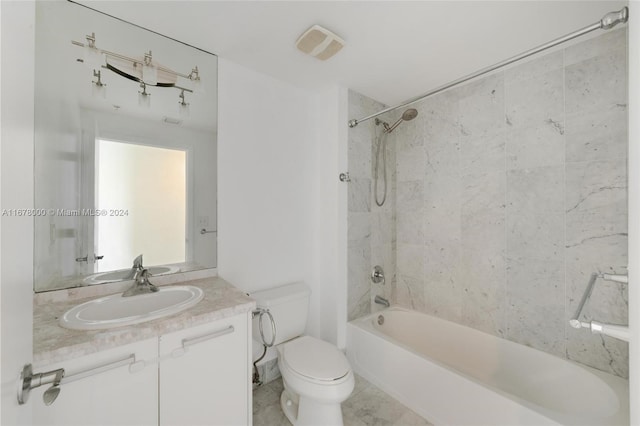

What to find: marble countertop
left=33, top=276, right=256, bottom=366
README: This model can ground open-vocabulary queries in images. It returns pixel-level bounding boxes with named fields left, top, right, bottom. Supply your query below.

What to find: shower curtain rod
left=348, top=7, right=628, bottom=128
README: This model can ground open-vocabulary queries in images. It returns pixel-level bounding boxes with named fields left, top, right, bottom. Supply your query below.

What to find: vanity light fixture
left=72, top=32, right=201, bottom=109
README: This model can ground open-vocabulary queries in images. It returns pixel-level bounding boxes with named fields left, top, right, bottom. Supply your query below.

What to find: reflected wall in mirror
left=34, top=1, right=218, bottom=292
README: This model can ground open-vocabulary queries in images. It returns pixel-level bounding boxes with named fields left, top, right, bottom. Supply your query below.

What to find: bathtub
left=346, top=307, right=629, bottom=426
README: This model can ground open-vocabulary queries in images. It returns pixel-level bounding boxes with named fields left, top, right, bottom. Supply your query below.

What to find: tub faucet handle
left=371, top=266, right=385, bottom=284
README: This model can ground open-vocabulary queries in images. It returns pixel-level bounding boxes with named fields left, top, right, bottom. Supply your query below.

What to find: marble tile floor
left=253, top=374, right=432, bottom=426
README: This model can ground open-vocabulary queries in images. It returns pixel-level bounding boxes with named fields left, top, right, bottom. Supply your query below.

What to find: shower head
left=385, top=108, right=418, bottom=133
left=402, top=108, right=418, bottom=121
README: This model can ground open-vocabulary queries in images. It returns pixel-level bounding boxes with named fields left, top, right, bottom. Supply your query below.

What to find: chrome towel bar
left=61, top=353, right=140, bottom=385
left=569, top=271, right=630, bottom=342
left=18, top=353, right=140, bottom=406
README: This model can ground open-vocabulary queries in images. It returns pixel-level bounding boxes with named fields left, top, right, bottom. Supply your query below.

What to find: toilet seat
left=280, top=336, right=351, bottom=382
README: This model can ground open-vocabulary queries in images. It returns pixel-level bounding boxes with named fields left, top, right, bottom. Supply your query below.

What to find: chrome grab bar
left=18, top=353, right=140, bottom=406
left=569, top=272, right=599, bottom=328
left=61, top=354, right=139, bottom=385
left=601, top=273, right=628, bottom=284
left=171, top=325, right=235, bottom=358
left=18, top=365, right=64, bottom=406
left=569, top=271, right=630, bottom=342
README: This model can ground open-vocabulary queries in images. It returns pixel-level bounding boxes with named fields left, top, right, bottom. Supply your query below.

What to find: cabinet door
left=159, top=314, right=250, bottom=426
left=32, top=338, right=158, bottom=426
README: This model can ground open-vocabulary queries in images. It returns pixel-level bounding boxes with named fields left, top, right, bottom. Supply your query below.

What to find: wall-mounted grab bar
left=569, top=271, right=630, bottom=342
left=18, top=353, right=141, bottom=406
left=600, top=273, right=628, bottom=284
left=60, top=353, right=140, bottom=385
left=570, top=272, right=598, bottom=328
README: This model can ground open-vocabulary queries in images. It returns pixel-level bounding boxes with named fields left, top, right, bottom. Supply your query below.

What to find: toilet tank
left=250, top=282, right=310, bottom=346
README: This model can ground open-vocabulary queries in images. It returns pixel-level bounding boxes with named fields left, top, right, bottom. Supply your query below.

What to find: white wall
left=0, top=1, right=35, bottom=424
left=217, top=58, right=315, bottom=306
left=308, top=86, right=349, bottom=347
left=217, top=58, right=348, bottom=345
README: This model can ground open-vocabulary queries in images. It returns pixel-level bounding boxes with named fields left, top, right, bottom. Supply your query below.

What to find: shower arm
left=348, top=7, right=628, bottom=128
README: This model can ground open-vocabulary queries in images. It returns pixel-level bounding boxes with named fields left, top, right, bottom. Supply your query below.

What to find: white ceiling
left=79, top=1, right=627, bottom=105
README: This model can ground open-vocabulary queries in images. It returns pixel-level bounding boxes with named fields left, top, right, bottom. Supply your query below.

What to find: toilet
left=251, top=282, right=354, bottom=426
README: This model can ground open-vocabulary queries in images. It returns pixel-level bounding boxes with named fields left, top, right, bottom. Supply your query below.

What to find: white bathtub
left=346, top=307, right=629, bottom=426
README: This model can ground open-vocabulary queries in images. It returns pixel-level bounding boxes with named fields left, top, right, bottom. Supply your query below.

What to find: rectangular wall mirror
left=34, top=1, right=218, bottom=292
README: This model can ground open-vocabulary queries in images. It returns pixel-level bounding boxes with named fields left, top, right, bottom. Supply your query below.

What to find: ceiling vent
left=296, top=25, right=344, bottom=61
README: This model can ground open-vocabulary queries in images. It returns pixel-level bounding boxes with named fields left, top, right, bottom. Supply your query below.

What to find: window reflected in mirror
left=96, top=139, right=187, bottom=272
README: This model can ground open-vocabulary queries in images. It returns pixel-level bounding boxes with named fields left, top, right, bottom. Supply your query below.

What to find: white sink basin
left=83, top=265, right=180, bottom=285
left=59, top=286, right=204, bottom=330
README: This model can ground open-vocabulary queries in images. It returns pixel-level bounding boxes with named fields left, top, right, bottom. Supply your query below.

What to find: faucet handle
left=132, top=254, right=144, bottom=268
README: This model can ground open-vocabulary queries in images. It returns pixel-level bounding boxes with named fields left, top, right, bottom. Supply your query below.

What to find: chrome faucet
left=122, top=268, right=159, bottom=297
left=132, top=254, right=143, bottom=269
left=124, top=254, right=144, bottom=280
left=374, top=295, right=390, bottom=308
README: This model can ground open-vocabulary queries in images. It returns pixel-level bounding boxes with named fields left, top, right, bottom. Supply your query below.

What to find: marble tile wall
left=369, top=29, right=627, bottom=377
left=347, top=91, right=397, bottom=320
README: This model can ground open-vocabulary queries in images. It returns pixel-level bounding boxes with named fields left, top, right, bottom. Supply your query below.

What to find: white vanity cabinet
left=32, top=338, right=158, bottom=426
left=159, top=313, right=251, bottom=426
left=32, top=313, right=252, bottom=426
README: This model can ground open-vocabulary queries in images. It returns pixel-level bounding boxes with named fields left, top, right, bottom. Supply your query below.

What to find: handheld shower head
left=402, top=108, right=418, bottom=121
left=385, top=108, right=418, bottom=133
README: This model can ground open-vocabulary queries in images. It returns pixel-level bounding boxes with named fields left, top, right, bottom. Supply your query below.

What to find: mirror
left=34, top=1, right=217, bottom=292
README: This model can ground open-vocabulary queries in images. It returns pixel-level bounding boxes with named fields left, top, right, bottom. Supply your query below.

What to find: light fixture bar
left=71, top=39, right=198, bottom=80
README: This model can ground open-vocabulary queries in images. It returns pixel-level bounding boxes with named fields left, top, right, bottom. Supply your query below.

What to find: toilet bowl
left=277, top=335, right=354, bottom=425
left=250, top=282, right=354, bottom=425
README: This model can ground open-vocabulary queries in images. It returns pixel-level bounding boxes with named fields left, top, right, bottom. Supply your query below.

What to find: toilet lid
left=282, top=336, right=351, bottom=381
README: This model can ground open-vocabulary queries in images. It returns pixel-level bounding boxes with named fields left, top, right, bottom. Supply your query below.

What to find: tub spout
left=374, top=295, right=390, bottom=308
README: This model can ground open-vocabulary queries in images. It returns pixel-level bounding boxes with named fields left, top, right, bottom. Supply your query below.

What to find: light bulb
left=179, top=101, right=190, bottom=117
left=92, top=70, right=106, bottom=99
left=92, top=82, right=106, bottom=99
left=138, top=84, right=151, bottom=108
